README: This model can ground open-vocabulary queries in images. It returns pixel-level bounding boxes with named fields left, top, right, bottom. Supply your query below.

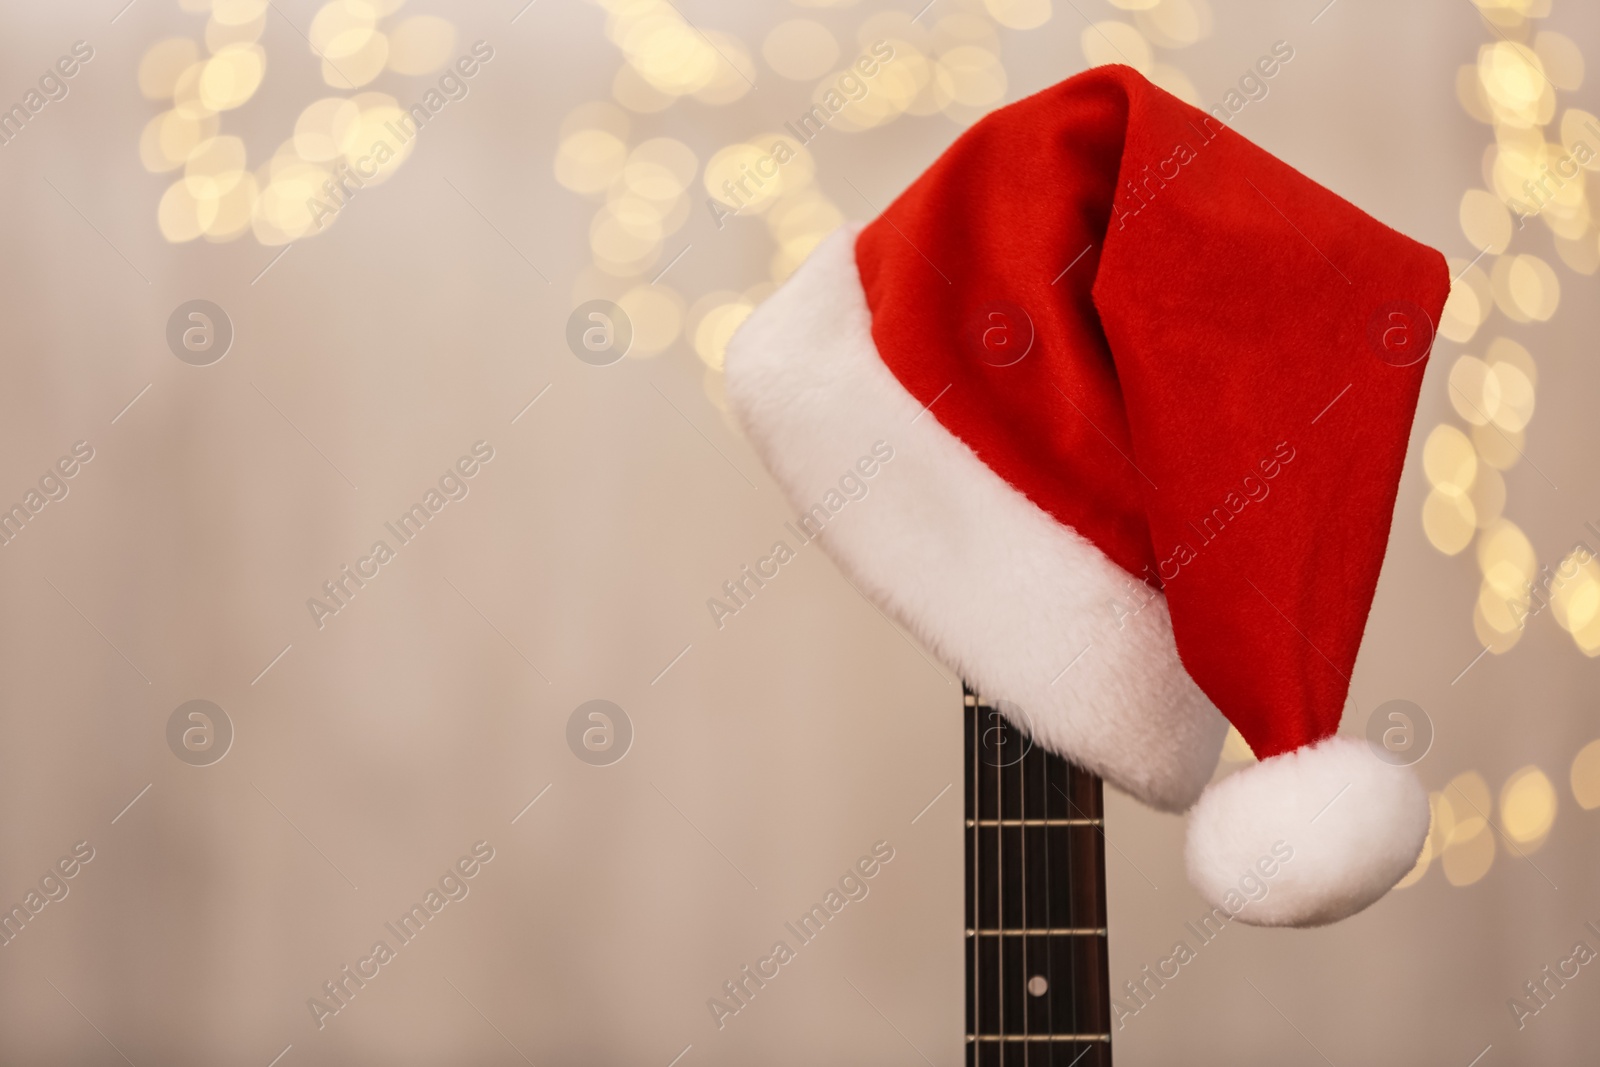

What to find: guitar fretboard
left=966, top=688, right=1112, bottom=1066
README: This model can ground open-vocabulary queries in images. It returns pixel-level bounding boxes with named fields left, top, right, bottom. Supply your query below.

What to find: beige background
left=0, top=0, right=1596, bottom=1064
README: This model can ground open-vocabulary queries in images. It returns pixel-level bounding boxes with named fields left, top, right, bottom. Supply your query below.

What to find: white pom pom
left=1184, top=735, right=1429, bottom=927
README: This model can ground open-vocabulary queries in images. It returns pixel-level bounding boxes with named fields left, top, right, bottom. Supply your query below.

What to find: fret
left=967, top=929, right=1106, bottom=936
left=966, top=686, right=1111, bottom=1067
left=968, top=1035, right=1112, bottom=1043
left=960, top=825, right=1100, bottom=831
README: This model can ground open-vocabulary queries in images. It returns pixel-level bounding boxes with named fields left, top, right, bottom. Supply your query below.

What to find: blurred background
left=0, top=0, right=1595, bottom=1063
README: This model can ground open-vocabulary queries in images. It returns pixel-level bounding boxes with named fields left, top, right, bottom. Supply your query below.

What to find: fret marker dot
left=1027, top=975, right=1048, bottom=997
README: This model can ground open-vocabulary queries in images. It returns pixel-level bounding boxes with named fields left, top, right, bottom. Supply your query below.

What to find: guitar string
left=1066, top=743, right=1081, bottom=1060
left=1043, top=720, right=1054, bottom=1066
left=978, top=699, right=1110, bottom=1062
left=993, top=701, right=1002, bottom=1054
left=1018, top=702, right=1029, bottom=1063
left=966, top=687, right=979, bottom=1062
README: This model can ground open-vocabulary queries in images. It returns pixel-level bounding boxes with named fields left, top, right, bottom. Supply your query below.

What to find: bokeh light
left=1550, top=548, right=1600, bottom=655
left=142, top=1, right=458, bottom=246
left=197, top=44, right=266, bottom=111
left=1441, top=772, right=1496, bottom=887
left=692, top=295, right=755, bottom=371
left=1500, top=765, right=1556, bottom=848
left=556, top=129, right=629, bottom=196
left=139, top=39, right=200, bottom=99
left=617, top=285, right=685, bottom=358
left=1135, top=0, right=1212, bottom=49
left=601, top=0, right=752, bottom=104
left=1571, top=740, right=1600, bottom=809
left=1430, top=0, right=1592, bottom=669
left=1423, top=424, right=1478, bottom=495
left=1459, top=188, right=1513, bottom=254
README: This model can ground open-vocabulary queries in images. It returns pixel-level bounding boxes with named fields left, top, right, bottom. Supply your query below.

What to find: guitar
left=966, top=687, right=1112, bottom=1066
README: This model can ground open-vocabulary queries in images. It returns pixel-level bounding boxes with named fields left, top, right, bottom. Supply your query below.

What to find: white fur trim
left=1185, top=736, right=1429, bottom=927
left=724, top=226, right=1228, bottom=812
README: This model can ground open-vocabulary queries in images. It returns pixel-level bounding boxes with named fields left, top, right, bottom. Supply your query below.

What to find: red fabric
left=854, top=65, right=1448, bottom=759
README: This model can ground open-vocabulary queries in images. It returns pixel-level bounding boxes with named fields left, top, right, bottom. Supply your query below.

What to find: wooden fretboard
left=966, top=687, right=1112, bottom=1066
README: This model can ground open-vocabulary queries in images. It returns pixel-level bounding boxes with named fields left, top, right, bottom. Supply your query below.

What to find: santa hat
left=725, top=65, right=1448, bottom=927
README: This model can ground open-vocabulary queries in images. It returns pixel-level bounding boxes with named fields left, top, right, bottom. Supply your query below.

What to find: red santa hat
left=725, top=65, right=1449, bottom=927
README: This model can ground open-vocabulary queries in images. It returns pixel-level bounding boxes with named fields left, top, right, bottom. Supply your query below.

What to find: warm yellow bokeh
left=310, top=1, right=378, bottom=60
left=1500, top=766, right=1556, bottom=847
left=1489, top=362, right=1535, bottom=432
left=1478, top=519, right=1536, bottom=599
left=693, top=299, right=755, bottom=371
left=183, top=135, right=248, bottom=200
left=556, top=130, right=629, bottom=196
left=1492, top=253, right=1561, bottom=321
left=1423, top=487, right=1476, bottom=556
left=1396, top=792, right=1446, bottom=888
left=202, top=171, right=259, bottom=242
left=623, top=138, right=699, bottom=202
left=590, top=211, right=662, bottom=276
left=611, top=64, right=674, bottom=114
left=617, top=285, right=685, bottom=358
left=1477, top=41, right=1555, bottom=128
left=936, top=45, right=1008, bottom=111
left=1477, top=579, right=1527, bottom=635
left=1460, top=188, right=1513, bottom=254
left=1135, top=0, right=1211, bottom=49
left=692, top=32, right=756, bottom=107
left=157, top=179, right=218, bottom=243
left=139, top=110, right=220, bottom=173
left=1442, top=824, right=1496, bottom=885
left=1472, top=421, right=1525, bottom=471
left=1441, top=772, right=1496, bottom=886
left=323, top=31, right=390, bottom=89
left=1439, top=262, right=1491, bottom=343
left=1571, top=741, right=1600, bottom=809
left=1423, top=424, right=1477, bottom=495
left=294, top=98, right=362, bottom=163
left=139, top=39, right=200, bottom=99
left=607, top=0, right=728, bottom=98
left=197, top=44, right=266, bottom=111
left=338, top=96, right=416, bottom=185
left=1550, top=549, right=1600, bottom=652
left=1447, top=355, right=1500, bottom=426
left=704, top=139, right=808, bottom=214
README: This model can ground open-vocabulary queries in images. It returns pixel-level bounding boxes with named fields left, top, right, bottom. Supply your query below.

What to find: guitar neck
left=965, top=687, right=1112, bottom=1066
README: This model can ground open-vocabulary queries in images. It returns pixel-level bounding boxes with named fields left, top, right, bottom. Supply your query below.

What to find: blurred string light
left=1393, top=673, right=1600, bottom=897
left=1427, top=0, right=1597, bottom=659
left=141, top=0, right=458, bottom=245
left=564, top=0, right=1210, bottom=415
left=555, top=99, right=698, bottom=363
left=1398, top=3, right=1594, bottom=902
left=1396, top=763, right=1561, bottom=890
